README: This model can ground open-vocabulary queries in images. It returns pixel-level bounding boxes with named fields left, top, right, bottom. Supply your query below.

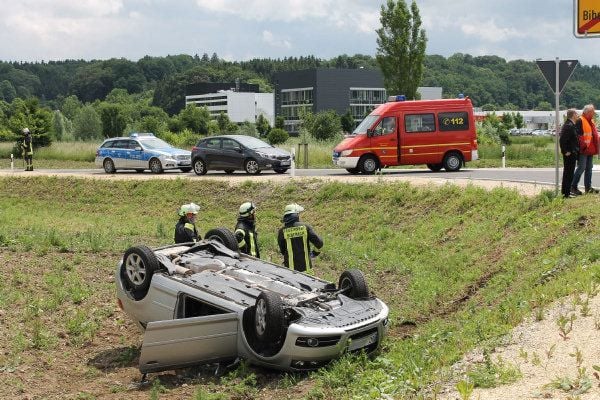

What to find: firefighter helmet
left=22, top=128, right=30, bottom=134
left=178, top=202, right=200, bottom=217
left=239, top=202, right=256, bottom=218
left=283, top=203, right=304, bottom=216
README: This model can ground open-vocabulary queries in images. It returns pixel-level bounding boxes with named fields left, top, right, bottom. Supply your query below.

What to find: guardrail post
left=501, top=145, right=506, bottom=169
left=290, top=147, right=296, bottom=178
left=10, top=153, right=13, bottom=171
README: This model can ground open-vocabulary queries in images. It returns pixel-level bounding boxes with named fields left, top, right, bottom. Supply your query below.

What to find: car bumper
left=332, top=156, right=360, bottom=169
left=161, top=156, right=191, bottom=169
left=257, top=158, right=292, bottom=169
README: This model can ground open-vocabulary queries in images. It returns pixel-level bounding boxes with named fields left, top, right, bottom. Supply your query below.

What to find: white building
left=185, top=91, right=274, bottom=126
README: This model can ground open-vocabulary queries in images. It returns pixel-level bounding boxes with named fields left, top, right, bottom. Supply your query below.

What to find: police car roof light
left=457, top=93, right=465, bottom=99
left=130, top=132, right=155, bottom=138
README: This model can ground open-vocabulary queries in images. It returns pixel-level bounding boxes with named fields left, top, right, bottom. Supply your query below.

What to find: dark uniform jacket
left=174, top=217, right=200, bottom=243
left=22, top=134, right=33, bottom=155
left=277, top=215, right=323, bottom=272
left=235, top=218, right=260, bottom=258
left=559, top=119, right=579, bottom=156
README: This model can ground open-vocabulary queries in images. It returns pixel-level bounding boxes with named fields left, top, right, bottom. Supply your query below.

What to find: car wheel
left=359, top=155, right=378, bottom=175
left=426, top=163, right=443, bottom=172
left=149, top=158, right=163, bottom=174
left=180, top=167, right=192, bottom=173
left=103, top=158, right=116, bottom=174
left=273, top=168, right=288, bottom=174
left=224, top=169, right=235, bottom=174
left=443, top=152, right=462, bottom=172
left=204, top=227, right=238, bottom=251
left=346, top=168, right=360, bottom=174
left=244, top=159, right=261, bottom=175
left=338, top=269, right=369, bottom=299
left=123, top=245, right=160, bottom=296
left=135, top=169, right=145, bottom=173
left=193, top=158, right=207, bottom=175
left=254, top=292, right=284, bottom=343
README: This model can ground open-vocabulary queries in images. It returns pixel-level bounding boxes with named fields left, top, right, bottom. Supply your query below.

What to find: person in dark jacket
left=277, top=203, right=323, bottom=273
left=174, top=203, right=201, bottom=243
left=235, top=202, right=260, bottom=258
left=559, top=109, right=580, bottom=198
left=21, top=128, right=33, bottom=171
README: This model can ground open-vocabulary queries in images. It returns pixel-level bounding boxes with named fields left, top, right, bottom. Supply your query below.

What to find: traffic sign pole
left=555, top=58, right=560, bottom=197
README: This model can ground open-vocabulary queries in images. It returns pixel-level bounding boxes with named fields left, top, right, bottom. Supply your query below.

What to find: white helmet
left=178, top=202, right=200, bottom=217
left=283, top=203, right=304, bottom=216
left=239, top=202, right=256, bottom=218
left=22, top=127, right=30, bottom=134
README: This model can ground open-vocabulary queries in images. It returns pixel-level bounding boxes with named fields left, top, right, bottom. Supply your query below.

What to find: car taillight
left=192, top=146, right=198, bottom=152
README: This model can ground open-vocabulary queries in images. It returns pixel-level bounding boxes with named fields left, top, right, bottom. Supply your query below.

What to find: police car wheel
left=254, top=292, right=284, bottom=343
left=443, top=152, right=462, bottom=172
left=103, top=158, right=116, bottom=174
left=149, top=158, right=163, bottom=174
left=122, top=245, right=159, bottom=296
left=204, top=227, right=238, bottom=251
left=339, top=269, right=369, bottom=299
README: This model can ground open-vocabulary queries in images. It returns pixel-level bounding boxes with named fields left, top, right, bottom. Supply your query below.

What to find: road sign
left=574, top=0, right=600, bottom=38
left=536, top=59, right=578, bottom=93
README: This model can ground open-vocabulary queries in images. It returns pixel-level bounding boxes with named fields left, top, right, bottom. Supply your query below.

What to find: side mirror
left=134, top=146, right=142, bottom=151
left=235, top=147, right=242, bottom=153
left=366, top=128, right=373, bottom=138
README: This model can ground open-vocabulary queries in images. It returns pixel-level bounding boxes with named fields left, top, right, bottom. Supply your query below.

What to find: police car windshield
left=139, top=138, right=173, bottom=149
left=235, top=136, right=272, bottom=149
left=353, top=115, right=379, bottom=134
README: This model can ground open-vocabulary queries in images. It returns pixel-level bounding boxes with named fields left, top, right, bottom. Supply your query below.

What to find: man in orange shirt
left=571, top=104, right=599, bottom=195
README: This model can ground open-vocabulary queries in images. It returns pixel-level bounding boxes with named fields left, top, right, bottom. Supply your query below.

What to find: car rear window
left=200, top=138, right=221, bottom=149
left=405, top=113, right=435, bottom=133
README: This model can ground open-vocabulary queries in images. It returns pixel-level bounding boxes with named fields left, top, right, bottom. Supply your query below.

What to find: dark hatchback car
left=191, top=135, right=292, bottom=175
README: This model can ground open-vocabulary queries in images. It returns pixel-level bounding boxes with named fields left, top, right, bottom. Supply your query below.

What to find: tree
left=0, top=80, right=16, bottom=102
left=7, top=97, right=53, bottom=147
left=61, top=95, right=82, bottom=121
left=100, top=104, right=127, bottom=137
left=267, top=128, right=289, bottom=145
left=51, top=110, right=67, bottom=141
left=256, top=114, right=270, bottom=137
left=179, top=104, right=210, bottom=134
left=275, top=116, right=285, bottom=130
left=73, top=105, right=102, bottom=140
left=376, top=0, right=427, bottom=99
left=514, top=112, right=524, bottom=129
left=217, top=112, right=237, bottom=133
left=309, top=110, right=342, bottom=141
left=340, top=110, right=355, bottom=133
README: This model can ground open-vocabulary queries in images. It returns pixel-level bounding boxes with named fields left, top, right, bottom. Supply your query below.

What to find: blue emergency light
left=387, top=95, right=407, bottom=102
left=458, top=93, right=465, bottom=99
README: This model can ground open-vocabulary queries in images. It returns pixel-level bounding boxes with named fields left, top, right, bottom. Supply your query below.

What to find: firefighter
left=277, top=203, right=323, bottom=273
left=21, top=128, right=33, bottom=171
left=235, top=202, right=260, bottom=258
left=174, top=203, right=201, bottom=243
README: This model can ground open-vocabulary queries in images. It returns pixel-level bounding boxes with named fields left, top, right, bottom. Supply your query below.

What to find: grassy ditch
left=0, top=177, right=598, bottom=399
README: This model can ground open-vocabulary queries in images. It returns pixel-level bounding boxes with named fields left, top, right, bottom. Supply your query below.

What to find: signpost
left=574, top=0, right=600, bottom=38
left=535, top=58, right=578, bottom=195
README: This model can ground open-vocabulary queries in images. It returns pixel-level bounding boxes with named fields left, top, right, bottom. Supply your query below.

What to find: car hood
left=334, top=135, right=365, bottom=152
left=253, top=147, right=290, bottom=157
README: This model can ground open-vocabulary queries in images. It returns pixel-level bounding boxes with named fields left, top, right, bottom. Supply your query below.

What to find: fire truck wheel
left=359, top=155, right=378, bottom=175
left=443, top=152, right=463, bottom=172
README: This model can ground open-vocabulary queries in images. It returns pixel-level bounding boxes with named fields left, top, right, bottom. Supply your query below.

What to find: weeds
left=557, top=313, right=577, bottom=340
left=467, top=353, right=522, bottom=388
left=456, top=379, right=474, bottom=400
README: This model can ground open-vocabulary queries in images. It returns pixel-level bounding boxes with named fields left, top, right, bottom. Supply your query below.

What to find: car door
left=369, top=116, right=398, bottom=167
left=400, top=113, right=439, bottom=165
left=221, top=138, right=244, bottom=169
left=111, top=140, right=130, bottom=169
left=138, top=313, right=239, bottom=374
left=128, top=140, right=145, bottom=169
left=202, top=138, right=223, bottom=168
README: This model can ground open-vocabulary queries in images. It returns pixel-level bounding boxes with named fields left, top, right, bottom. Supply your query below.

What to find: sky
left=0, top=0, right=599, bottom=66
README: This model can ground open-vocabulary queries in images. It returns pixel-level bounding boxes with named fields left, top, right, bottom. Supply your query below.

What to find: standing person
left=235, top=202, right=260, bottom=258
left=21, top=128, right=33, bottom=171
left=174, top=203, right=201, bottom=243
left=571, top=104, right=599, bottom=195
left=277, top=203, right=323, bottom=273
left=559, top=109, right=580, bottom=198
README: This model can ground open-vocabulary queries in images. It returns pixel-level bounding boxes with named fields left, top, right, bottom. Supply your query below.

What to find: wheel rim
left=194, top=160, right=205, bottom=174
left=363, top=158, right=377, bottom=172
left=255, top=298, right=267, bottom=336
left=447, top=155, right=460, bottom=170
left=150, top=159, right=162, bottom=173
left=125, top=254, right=146, bottom=285
left=104, top=160, right=114, bottom=173
left=246, top=160, right=259, bottom=174
left=340, top=277, right=352, bottom=292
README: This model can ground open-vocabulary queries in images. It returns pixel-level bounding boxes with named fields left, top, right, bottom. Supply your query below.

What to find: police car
left=95, top=133, right=192, bottom=174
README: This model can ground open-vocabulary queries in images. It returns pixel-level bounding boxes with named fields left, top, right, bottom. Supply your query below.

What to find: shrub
left=267, top=128, right=289, bottom=145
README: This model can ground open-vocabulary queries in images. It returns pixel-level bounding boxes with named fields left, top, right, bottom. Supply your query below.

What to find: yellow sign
left=575, top=0, right=600, bottom=38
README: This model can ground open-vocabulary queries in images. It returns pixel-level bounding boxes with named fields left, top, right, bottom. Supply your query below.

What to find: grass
left=0, top=177, right=598, bottom=399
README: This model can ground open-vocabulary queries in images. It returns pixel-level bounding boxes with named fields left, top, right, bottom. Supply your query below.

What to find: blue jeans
left=571, top=154, right=594, bottom=190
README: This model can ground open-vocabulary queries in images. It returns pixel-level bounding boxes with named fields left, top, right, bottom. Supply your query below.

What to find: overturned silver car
left=116, top=228, right=389, bottom=373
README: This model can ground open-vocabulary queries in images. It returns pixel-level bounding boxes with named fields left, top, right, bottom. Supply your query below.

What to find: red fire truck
left=332, top=96, right=478, bottom=174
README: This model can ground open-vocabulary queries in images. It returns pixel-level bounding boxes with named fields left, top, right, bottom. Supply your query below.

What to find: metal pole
left=303, top=143, right=308, bottom=169
left=501, top=145, right=506, bottom=168
left=290, top=147, right=296, bottom=178
left=554, top=57, right=560, bottom=196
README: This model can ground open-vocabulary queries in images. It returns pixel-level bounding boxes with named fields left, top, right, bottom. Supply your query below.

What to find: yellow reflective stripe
left=248, top=231, right=256, bottom=257
left=283, top=226, right=307, bottom=239
left=235, top=228, right=246, bottom=248
left=285, top=236, right=294, bottom=269
left=303, top=235, right=310, bottom=270
left=400, top=142, right=470, bottom=148
left=184, top=223, right=195, bottom=230
left=401, top=152, right=444, bottom=156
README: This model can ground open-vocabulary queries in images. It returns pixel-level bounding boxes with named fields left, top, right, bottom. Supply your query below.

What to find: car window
left=234, top=136, right=271, bottom=149
left=112, top=140, right=130, bottom=149
left=372, top=117, right=396, bottom=136
left=353, top=115, right=379, bottom=135
left=222, top=139, right=240, bottom=151
left=176, top=294, right=230, bottom=318
left=405, top=113, right=436, bottom=133
left=139, top=138, right=172, bottom=149
left=128, top=140, right=140, bottom=149
left=101, top=141, right=115, bottom=149
left=201, top=138, right=221, bottom=149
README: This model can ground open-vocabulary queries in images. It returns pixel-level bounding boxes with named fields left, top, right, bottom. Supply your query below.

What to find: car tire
left=359, top=155, right=378, bottom=175
left=224, top=169, right=235, bottom=174
left=426, top=163, right=443, bottom=172
left=193, top=158, right=207, bottom=175
left=346, top=168, right=360, bottom=174
left=443, top=152, right=462, bottom=172
left=254, top=291, right=284, bottom=343
left=244, top=159, right=261, bottom=175
left=122, top=245, right=160, bottom=296
left=273, top=168, right=288, bottom=174
left=180, top=167, right=192, bottom=173
left=149, top=158, right=163, bottom=174
left=338, top=269, right=369, bottom=299
left=204, top=227, right=238, bottom=251
left=135, top=169, right=145, bottom=173
left=103, top=158, right=116, bottom=174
